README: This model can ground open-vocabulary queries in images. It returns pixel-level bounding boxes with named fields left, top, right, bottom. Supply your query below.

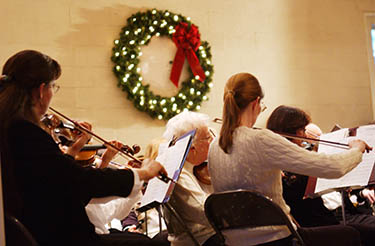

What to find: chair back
left=204, top=190, right=305, bottom=245
left=5, top=213, right=39, bottom=246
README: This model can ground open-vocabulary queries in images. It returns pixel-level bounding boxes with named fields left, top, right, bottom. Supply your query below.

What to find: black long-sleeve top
left=4, top=119, right=135, bottom=245
left=282, top=172, right=339, bottom=227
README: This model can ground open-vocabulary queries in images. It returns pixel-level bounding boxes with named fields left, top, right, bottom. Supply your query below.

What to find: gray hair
left=162, top=111, right=210, bottom=142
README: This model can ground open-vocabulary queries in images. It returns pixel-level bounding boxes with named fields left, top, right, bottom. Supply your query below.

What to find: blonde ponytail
left=219, top=89, right=240, bottom=153
left=219, top=73, right=263, bottom=153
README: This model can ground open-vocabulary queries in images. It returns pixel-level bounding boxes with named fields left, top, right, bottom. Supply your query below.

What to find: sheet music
left=318, top=128, right=348, bottom=154
left=356, top=125, right=375, bottom=145
left=139, top=133, right=193, bottom=209
left=315, top=126, right=375, bottom=194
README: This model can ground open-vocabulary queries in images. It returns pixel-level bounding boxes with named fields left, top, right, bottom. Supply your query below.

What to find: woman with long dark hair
left=0, top=50, right=166, bottom=246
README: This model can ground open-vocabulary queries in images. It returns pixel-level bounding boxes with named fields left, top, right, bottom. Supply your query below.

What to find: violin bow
left=213, top=117, right=350, bottom=149
left=49, top=107, right=174, bottom=183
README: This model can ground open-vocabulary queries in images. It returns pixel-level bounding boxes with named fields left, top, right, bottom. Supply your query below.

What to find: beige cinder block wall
left=0, top=1, right=374, bottom=244
left=0, top=0, right=374, bottom=151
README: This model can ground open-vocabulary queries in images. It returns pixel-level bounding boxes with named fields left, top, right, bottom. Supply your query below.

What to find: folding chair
left=162, top=202, right=200, bottom=246
left=204, top=190, right=306, bottom=246
left=5, top=213, right=39, bottom=246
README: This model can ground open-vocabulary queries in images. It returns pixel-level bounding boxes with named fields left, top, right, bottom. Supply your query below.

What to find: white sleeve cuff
left=129, top=169, right=144, bottom=198
left=93, top=158, right=102, bottom=168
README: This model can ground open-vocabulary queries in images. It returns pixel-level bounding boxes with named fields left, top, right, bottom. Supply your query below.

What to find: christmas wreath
left=111, top=9, right=214, bottom=120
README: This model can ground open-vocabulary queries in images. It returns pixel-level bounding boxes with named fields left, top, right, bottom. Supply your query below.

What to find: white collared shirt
left=85, top=169, right=143, bottom=234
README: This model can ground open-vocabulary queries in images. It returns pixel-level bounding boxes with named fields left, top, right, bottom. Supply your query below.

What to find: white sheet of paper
left=140, top=135, right=191, bottom=207
left=315, top=126, right=375, bottom=194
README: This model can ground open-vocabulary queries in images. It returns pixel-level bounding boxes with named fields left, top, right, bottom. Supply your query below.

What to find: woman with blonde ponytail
left=219, top=73, right=264, bottom=153
left=208, top=72, right=370, bottom=246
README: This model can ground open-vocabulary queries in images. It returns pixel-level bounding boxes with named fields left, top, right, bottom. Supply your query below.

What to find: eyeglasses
left=51, top=83, right=60, bottom=94
left=260, top=100, right=267, bottom=112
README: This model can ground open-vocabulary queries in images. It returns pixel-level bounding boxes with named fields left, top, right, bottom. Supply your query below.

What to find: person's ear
left=251, top=97, right=260, bottom=111
left=38, top=83, right=47, bottom=99
left=31, top=83, right=46, bottom=102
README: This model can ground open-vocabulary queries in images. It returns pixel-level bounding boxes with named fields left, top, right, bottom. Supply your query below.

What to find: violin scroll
left=123, top=144, right=141, bottom=156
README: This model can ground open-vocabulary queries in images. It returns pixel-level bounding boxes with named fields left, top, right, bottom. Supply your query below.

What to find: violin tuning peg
left=132, top=144, right=141, bottom=154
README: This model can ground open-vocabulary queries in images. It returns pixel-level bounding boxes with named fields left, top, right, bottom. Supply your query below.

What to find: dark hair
left=219, top=73, right=264, bottom=153
left=266, top=105, right=311, bottom=135
left=2, top=50, right=61, bottom=89
left=0, top=50, right=61, bottom=217
left=0, top=50, right=61, bottom=123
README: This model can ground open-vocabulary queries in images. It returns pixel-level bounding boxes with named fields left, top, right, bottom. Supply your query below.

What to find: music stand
left=137, top=129, right=195, bottom=209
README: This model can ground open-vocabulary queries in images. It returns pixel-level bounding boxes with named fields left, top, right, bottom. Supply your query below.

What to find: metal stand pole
left=144, top=211, right=148, bottom=236
left=156, top=205, right=163, bottom=234
left=163, top=203, right=200, bottom=246
left=341, top=189, right=346, bottom=225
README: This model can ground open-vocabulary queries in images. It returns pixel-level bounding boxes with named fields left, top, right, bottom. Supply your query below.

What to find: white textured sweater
left=208, top=127, right=363, bottom=246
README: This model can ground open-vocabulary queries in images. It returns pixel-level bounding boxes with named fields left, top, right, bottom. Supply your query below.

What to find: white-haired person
left=208, top=72, right=372, bottom=246
left=162, top=111, right=219, bottom=246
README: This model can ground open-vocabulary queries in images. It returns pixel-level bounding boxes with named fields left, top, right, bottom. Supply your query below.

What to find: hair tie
left=0, top=74, right=10, bottom=84
left=227, top=90, right=235, bottom=96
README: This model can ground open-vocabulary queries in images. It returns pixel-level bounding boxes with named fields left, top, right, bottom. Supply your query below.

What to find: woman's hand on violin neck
left=65, top=121, right=92, bottom=157
left=136, top=158, right=167, bottom=182
left=348, top=139, right=372, bottom=153
left=99, top=140, right=123, bottom=169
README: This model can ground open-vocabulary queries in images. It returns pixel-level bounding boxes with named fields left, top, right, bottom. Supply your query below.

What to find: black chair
left=204, top=190, right=306, bottom=246
left=5, top=213, right=39, bottom=246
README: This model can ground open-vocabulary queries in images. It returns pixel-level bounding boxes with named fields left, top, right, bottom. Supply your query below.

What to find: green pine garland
left=111, top=9, right=214, bottom=120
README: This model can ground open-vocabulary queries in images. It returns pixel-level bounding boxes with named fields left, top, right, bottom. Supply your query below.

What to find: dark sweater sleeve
left=8, top=120, right=134, bottom=203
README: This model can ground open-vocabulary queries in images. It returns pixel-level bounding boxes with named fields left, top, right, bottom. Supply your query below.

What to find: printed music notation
left=312, top=125, right=375, bottom=195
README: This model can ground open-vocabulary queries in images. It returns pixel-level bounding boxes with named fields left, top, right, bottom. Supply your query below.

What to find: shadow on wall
left=55, top=4, right=167, bottom=128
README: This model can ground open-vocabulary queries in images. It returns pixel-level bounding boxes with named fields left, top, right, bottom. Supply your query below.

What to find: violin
left=42, top=113, right=142, bottom=166
left=76, top=144, right=141, bottom=167
left=193, top=161, right=211, bottom=185
left=46, top=107, right=173, bottom=183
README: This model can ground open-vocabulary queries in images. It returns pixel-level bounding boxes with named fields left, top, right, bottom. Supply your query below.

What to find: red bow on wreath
left=170, top=22, right=206, bottom=87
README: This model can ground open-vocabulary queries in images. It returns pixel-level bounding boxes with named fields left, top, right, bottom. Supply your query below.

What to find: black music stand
left=137, top=129, right=197, bottom=244
left=339, top=188, right=348, bottom=225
